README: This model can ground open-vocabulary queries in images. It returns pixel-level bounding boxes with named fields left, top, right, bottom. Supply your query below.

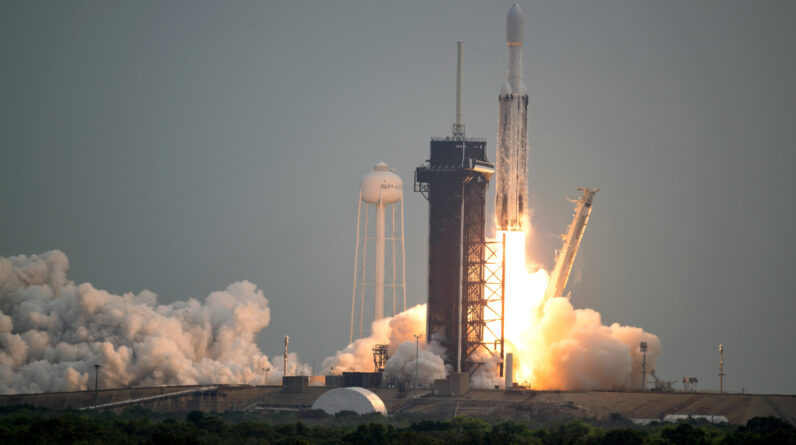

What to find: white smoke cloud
left=383, top=340, right=447, bottom=384
left=0, top=251, right=308, bottom=394
left=0, top=249, right=659, bottom=395
left=485, top=229, right=663, bottom=391
left=466, top=349, right=503, bottom=390
left=322, top=304, right=449, bottom=384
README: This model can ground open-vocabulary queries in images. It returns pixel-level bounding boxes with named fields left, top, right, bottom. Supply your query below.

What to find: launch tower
left=415, top=43, right=496, bottom=372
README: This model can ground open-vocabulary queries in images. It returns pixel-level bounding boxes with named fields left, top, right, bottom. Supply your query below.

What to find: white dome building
left=311, top=387, right=388, bottom=416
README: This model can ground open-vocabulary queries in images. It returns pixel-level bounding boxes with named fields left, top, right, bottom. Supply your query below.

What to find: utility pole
left=413, top=334, right=422, bottom=389
left=640, top=342, right=648, bottom=392
left=93, top=364, right=100, bottom=409
left=718, top=344, right=725, bottom=394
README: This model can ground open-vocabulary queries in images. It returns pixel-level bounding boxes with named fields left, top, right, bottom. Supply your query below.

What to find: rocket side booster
left=495, top=3, right=529, bottom=231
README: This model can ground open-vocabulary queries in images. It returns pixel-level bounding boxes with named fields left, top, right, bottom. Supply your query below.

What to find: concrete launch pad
left=2, top=385, right=793, bottom=426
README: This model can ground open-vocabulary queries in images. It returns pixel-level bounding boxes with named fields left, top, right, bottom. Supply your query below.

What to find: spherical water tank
left=361, top=162, right=402, bottom=204
left=311, top=387, right=388, bottom=415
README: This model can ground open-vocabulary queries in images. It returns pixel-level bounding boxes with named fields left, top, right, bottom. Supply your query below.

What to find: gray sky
left=1, top=0, right=794, bottom=393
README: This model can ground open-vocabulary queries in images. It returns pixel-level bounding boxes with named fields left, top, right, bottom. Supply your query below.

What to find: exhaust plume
left=0, top=251, right=309, bottom=394
left=480, top=230, right=662, bottom=390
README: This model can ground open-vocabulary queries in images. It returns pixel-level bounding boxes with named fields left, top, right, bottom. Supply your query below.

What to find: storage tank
left=360, top=161, right=402, bottom=204
left=350, top=162, right=406, bottom=341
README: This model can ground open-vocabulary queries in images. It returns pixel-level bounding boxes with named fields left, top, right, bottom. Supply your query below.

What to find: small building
left=324, top=375, right=344, bottom=387
left=434, top=372, right=469, bottom=396
left=343, top=372, right=382, bottom=388
left=282, top=376, right=308, bottom=393
left=663, top=414, right=728, bottom=424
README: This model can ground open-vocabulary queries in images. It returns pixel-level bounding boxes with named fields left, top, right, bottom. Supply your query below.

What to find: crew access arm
left=543, top=188, right=599, bottom=302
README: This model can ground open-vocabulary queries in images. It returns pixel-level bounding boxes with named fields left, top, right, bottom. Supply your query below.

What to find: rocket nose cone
left=507, top=3, right=524, bottom=45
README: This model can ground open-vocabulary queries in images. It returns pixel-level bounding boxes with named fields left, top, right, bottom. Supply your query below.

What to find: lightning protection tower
left=415, top=43, right=497, bottom=373
left=350, top=162, right=407, bottom=342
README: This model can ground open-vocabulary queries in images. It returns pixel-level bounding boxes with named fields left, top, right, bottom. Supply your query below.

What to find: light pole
left=413, top=334, right=422, bottom=389
left=93, top=364, right=100, bottom=409
left=718, top=344, right=725, bottom=394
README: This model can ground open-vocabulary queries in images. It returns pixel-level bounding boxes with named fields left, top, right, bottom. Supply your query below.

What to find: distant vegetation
left=0, top=405, right=793, bottom=444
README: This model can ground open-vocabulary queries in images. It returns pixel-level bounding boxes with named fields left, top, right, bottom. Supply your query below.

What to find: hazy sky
left=1, top=1, right=794, bottom=393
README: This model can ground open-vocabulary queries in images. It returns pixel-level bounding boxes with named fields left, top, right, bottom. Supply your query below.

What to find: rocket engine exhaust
left=495, top=3, right=530, bottom=232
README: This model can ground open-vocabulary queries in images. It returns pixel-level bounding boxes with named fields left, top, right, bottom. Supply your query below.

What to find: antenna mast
left=452, top=42, right=465, bottom=139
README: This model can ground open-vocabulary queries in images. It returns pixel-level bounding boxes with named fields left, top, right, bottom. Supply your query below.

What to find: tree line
left=0, top=404, right=793, bottom=444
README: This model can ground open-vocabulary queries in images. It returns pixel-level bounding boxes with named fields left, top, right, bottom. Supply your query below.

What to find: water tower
left=350, top=162, right=406, bottom=341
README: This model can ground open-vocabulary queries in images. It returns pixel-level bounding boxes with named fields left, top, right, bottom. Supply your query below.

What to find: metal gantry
left=415, top=137, right=493, bottom=373
left=414, top=43, right=499, bottom=374
left=463, top=234, right=506, bottom=375
left=640, top=341, right=648, bottom=392
left=372, top=344, right=388, bottom=373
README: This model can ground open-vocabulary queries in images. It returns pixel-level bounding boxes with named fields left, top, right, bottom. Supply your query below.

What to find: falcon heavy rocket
left=495, top=3, right=529, bottom=232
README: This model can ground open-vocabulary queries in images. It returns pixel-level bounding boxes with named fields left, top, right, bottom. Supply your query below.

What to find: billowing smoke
left=0, top=251, right=309, bottom=395
left=507, top=295, right=661, bottom=390
left=382, top=340, right=447, bottom=384
left=468, top=349, right=503, bottom=390
left=322, top=304, right=448, bottom=384
left=486, top=230, right=662, bottom=391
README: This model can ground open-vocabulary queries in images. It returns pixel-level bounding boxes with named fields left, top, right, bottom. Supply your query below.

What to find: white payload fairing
left=495, top=3, right=529, bottom=231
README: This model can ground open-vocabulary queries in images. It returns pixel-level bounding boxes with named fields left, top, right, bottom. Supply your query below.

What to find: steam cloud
left=496, top=231, right=663, bottom=391
left=0, top=251, right=308, bottom=395
left=0, top=249, right=659, bottom=395
left=322, top=304, right=448, bottom=384
left=508, top=295, right=662, bottom=390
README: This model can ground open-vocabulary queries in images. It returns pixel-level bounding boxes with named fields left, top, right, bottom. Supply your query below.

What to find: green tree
left=599, top=428, right=643, bottom=445
left=344, top=423, right=389, bottom=445
left=661, top=423, right=706, bottom=445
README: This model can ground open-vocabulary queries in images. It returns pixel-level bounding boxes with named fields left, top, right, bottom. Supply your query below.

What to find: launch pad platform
left=2, top=385, right=793, bottom=426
